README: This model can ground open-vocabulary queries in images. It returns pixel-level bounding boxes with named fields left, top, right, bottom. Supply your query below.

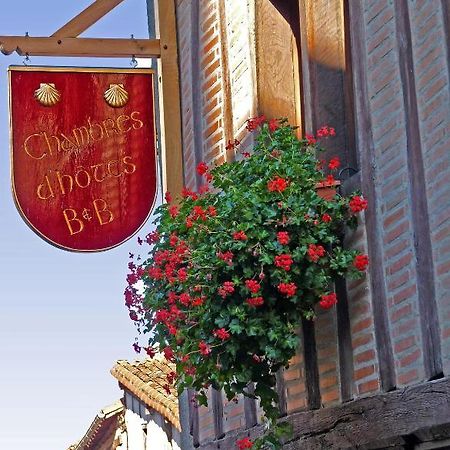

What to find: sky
left=0, top=1, right=156, bottom=449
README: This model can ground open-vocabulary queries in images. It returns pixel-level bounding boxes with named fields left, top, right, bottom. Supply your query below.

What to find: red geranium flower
left=353, top=254, right=369, bottom=271
left=349, top=195, right=368, bottom=214
left=199, top=341, right=211, bottom=356
left=307, top=244, right=325, bottom=262
left=277, top=231, right=290, bottom=245
left=213, top=328, right=231, bottom=340
left=196, top=161, right=209, bottom=175
left=245, top=279, right=261, bottom=293
left=274, top=254, right=293, bottom=271
left=246, top=296, right=264, bottom=307
left=278, top=282, right=297, bottom=297
left=305, top=134, right=316, bottom=145
left=319, top=292, right=337, bottom=309
left=237, top=437, right=253, bottom=449
left=267, top=176, right=289, bottom=193
left=233, top=230, right=248, bottom=241
left=268, top=118, right=280, bottom=132
left=328, top=156, right=340, bottom=170
left=322, top=213, right=332, bottom=223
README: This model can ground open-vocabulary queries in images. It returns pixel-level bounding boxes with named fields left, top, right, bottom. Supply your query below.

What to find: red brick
left=384, top=220, right=410, bottom=244
left=392, top=284, right=417, bottom=305
left=358, top=379, right=379, bottom=395
left=354, top=365, right=375, bottom=380
left=320, top=376, right=338, bottom=389
left=352, top=333, right=373, bottom=350
left=387, top=252, right=413, bottom=275
left=387, top=270, right=410, bottom=291
left=399, top=348, right=421, bottom=368
left=383, top=206, right=406, bottom=229
left=352, top=317, right=373, bottom=334
left=397, top=368, right=419, bottom=385
left=321, top=389, right=340, bottom=404
left=394, top=336, right=415, bottom=353
left=355, top=349, right=376, bottom=364
left=390, top=303, right=412, bottom=322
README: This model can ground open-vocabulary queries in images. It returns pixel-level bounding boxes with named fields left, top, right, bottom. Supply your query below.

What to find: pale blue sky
left=0, top=1, right=155, bottom=449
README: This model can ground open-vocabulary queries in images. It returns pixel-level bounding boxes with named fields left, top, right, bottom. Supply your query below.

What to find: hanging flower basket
left=125, top=118, right=368, bottom=449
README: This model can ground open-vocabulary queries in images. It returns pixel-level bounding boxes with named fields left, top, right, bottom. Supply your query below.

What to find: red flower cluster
left=199, top=341, right=211, bottom=356
left=349, top=195, right=368, bottom=213
left=169, top=205, right=179, bottom=218
left=163, top=346, right=174, bottom=361
left=196, top=161, right=209, bottom=175
left=182, top=187, right=199, bottom=200
left=278, top=282, right=297, bottom=297
left=322, top=213, right=332, bottom=223
left=218, top=281, right=235, bottom=298
left=268, top=118, right=280, bottom=132
left=267, top=176, right=289, bottom=193
left=233, top=230, right=248, bottom=241
left=226, top=138, right=241, bottom=151
left=274, top=254, right=293, bottom=271
left=246, top=115, right=266, bottom=131
left=319, top=292, right=337, bottom=309
left=246, top=296, right=264, bottom=307
left=146, top=230, right=160, bottom=244
left=165, top=191, right=172, bottom=203
left=217, top=251, right=234, bottom=266
left=316, top=125, right=336, bottom=137
left=305, top=134, right=317, bottom=145
left=307, top=244, right=325, bottom=262
left=237, top=437, right=253, bottom=449
left=277, top=231, right=290, bottom=245
left=213, top=328, right=231, bottom=340
left=245, top=279, right=261, bottom=293
left=353, top=254, right=369, bottom=271
left=328, top=156, right=340, bottom=170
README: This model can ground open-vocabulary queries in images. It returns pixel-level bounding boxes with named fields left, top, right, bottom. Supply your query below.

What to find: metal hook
left=130, top=54, right=138, bottom=68
left=23, top=53, right=30, bottom=66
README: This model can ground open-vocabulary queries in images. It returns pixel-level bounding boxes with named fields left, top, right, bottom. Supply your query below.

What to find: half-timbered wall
left=150, top=0, right=450, bottom=448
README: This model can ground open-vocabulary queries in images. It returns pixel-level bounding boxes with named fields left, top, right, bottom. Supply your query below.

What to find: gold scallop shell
left=34, top=83, right=61, bottom=106
left=104, top=84, right=129, bottom=108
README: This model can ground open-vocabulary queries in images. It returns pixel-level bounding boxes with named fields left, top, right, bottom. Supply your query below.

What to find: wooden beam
left=200, top=378, right=450, bottom=450
left=155, top=0, right=184, bottom=198
left=0, top=36, right=160, bottom=58
left=395, top=1, right=442, bottom=379
left=52, top=0, right=126, bottom=38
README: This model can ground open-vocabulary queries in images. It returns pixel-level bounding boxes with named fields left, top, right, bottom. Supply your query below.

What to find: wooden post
left=154, top=0, right=184, bottom=198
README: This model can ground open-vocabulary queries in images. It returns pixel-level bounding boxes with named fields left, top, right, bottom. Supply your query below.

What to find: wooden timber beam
left=0, top=36, right=160, bottom=58
left=52, top=0, right=125, bottom=38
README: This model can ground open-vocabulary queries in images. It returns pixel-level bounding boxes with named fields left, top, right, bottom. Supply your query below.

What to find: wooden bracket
left=0, top=0, right=161, bottom=58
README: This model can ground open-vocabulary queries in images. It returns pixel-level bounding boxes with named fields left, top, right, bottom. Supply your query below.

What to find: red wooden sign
left=9, top=66, right=157, bottom=252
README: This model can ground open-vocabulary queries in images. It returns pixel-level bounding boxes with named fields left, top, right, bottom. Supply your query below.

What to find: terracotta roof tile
left=110, top=356, right=180, bottom=430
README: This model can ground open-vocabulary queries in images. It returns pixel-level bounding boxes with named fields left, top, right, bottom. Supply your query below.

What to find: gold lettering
left=88, top=117, right=105, bottom=141
left=36, top=175, right=54, bottom=200
left=107, top=160, right=122, bottom=178
left=93, top=198, right=114, bottom=226
left=91, top=163, right=108, bottom=183
left=103, top=118, right=119, bottom=137
left=43, top=132, right=60, bottom=157
left=63, top=208, right=84, bottom=235
left=116, top=114, right=132, bottom=133
left=122, top=156, right=137, bottom=174
left=74, top=167, right=91, bottom=188
left=131, top=111, right=143, bottom=129
left=60, top=133, right=78, bottom=153
left=56, top=171, right=74, bottom=195
left=24, top=133, right=46, bottom=160
left=72, top=126, right=90, bottom=148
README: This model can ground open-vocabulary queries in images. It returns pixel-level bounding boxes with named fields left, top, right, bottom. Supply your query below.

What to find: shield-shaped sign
left=9, top=66, right=157, bottom=252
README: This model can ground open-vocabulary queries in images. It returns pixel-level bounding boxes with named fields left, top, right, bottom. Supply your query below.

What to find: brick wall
left=166, top=0, right=450, bottom=447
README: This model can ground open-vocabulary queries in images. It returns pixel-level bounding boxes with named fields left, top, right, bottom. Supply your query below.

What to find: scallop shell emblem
left=104, top=84, right=129, bottom=108
left=34, top=83, right=61, bottom=107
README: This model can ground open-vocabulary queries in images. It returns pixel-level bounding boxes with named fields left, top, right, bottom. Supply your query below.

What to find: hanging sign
left=9, top=66, right=157, bottom=252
